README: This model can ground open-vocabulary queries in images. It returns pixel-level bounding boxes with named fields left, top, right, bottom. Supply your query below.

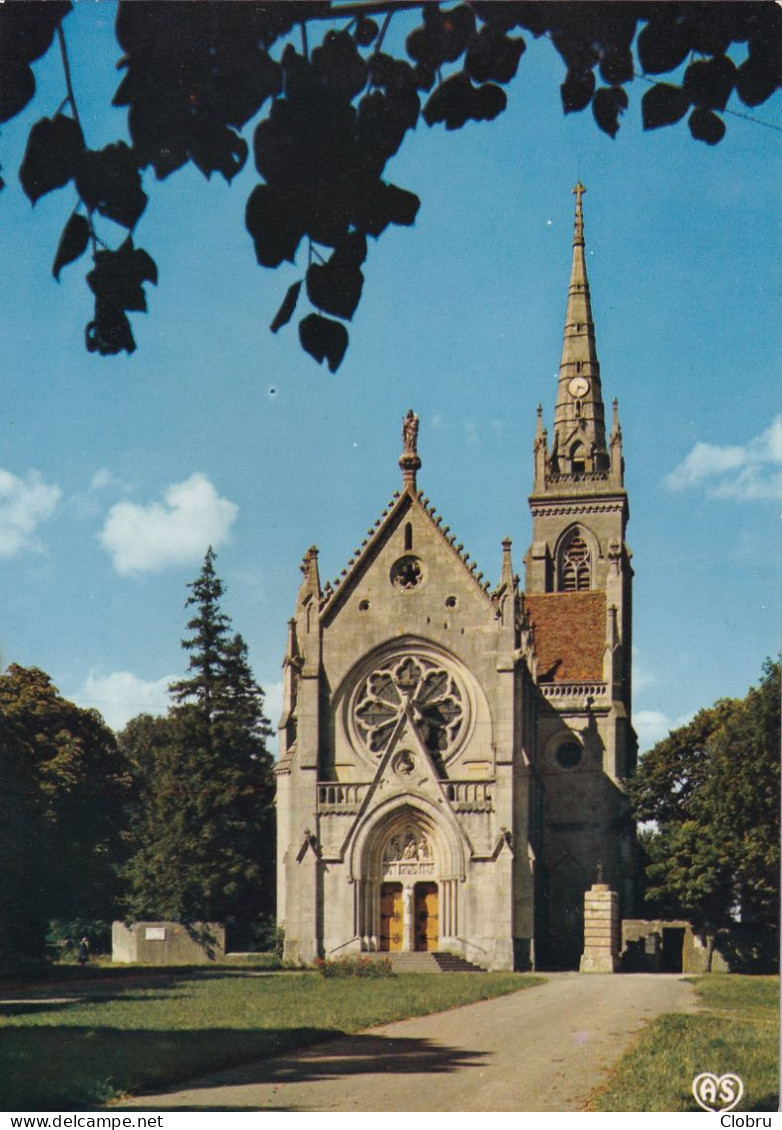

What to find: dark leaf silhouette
left=85, top=237, right=157, bottom=355
left=683, top=56, right=737, bottom=113
left=52, top=213, right=90, bottom=280
left=0, top=60, right=36, bottom=126
left=561, top=68, right=596, bottom=114
left=592, top=86, right=628, bottom=139
left=75, top=142, right=147, bottom=228
left=736, top=53, right=781, bottom=108
left=0, top=1, right=70, bottom=124
left=307, top=260, right=363, bottom=321
left=299, top=313, right=348, bottom=372
left=355, top=17, right=379, bottom=48
left=688, top=107, right=726, bottom=146
left=19, top=114, right=84, bottom=203
left=599, top=44, right=634, bottom=87
left=424, top=73, right=506, bottom=130
left=86, top=301, right=136, bottom=356
left=636, top=16, right=689, bottom=75
left=642, top=84, right=690, bottom=131
left=465, top=26, right=525, bottom=85
left=270, top=280, right=302, bottom=333
left=246, top=183, right=305, bottom=267
left=407, top=5, right=476, bottom=70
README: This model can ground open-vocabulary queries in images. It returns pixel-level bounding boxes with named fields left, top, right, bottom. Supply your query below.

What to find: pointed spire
left=550, top=182, right=608, bottom=475
left=399, top=409, right=421, bottom=491
left=500, top=537, right=516, bottom=593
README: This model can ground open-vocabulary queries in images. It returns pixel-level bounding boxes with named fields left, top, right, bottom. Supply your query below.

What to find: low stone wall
left=112, top=921, right=225, bottom=965
left=621, top=918, right=730, bottom=973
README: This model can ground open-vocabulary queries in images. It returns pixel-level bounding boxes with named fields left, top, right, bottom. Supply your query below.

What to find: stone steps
left=364, top=951, right=486, bottom=973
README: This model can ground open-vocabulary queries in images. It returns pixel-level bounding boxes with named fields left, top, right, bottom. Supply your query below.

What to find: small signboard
left=145, top=927, right=166, bottom=941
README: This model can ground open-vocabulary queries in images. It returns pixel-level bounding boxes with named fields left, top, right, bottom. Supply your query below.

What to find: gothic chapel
left=276, top=185, right=637, bottom=971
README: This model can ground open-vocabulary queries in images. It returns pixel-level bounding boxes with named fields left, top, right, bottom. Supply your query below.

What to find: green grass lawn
left=590, top=975, right=780, bottom=1113
left=2, top=968, right=541, bottom=1109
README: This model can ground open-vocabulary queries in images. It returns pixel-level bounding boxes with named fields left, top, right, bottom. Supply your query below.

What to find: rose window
left=352, top=655, right=466, bottom=759
left=390, top=555, right=423, bottom=589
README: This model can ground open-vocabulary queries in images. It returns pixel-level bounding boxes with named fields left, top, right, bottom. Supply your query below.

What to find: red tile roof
left=525, top=591, right=606, bottom=682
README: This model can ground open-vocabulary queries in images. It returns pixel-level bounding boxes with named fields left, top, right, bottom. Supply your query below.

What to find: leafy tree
left=1, top=2, right=779, bottom=367
left=122, top=550, right=275, bottom=946
left=631, top=660, right=780, bottom=959
left=0, top=665, right=129, bottom=968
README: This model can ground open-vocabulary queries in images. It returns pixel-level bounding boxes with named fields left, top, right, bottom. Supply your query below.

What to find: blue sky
left=0, top=4, right=779, bottom=752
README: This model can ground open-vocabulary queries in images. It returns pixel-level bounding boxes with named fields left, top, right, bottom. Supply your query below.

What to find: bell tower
left=525, top=184, right=636, bottom=762
left=526, top=183, right=632, bottom=728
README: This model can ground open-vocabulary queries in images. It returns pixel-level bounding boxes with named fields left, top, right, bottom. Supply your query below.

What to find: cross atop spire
left=572, top=181, right=586, bottom=246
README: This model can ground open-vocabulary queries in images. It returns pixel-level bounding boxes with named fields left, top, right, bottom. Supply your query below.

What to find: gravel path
left=116, top=973, right=696, bottom=1112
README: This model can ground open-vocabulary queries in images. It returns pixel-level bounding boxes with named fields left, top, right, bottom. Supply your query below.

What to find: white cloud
left=0, top=468, right=61, bottom=557
left=635, top=708, right=695, bottom=753
left=75, top=670, right=175, bottom=731
left=665, top=416, right=782, bottom=500
left=99, top=473, right=238, bottom=575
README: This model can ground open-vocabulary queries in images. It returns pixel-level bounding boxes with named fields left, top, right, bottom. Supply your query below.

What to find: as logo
left=692, top=1072, right=744, bottom=1112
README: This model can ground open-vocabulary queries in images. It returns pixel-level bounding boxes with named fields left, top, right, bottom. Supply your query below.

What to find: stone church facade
left=275, top=185, right=637, bottom=971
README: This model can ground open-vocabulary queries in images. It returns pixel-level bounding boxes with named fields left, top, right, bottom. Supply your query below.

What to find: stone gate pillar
left=579, top=882, right=619, bottom=972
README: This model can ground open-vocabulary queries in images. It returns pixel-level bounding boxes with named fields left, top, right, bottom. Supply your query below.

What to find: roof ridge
left=414, top=489, right=492, bottom=597
left=319, top=490, right=404, bottom=610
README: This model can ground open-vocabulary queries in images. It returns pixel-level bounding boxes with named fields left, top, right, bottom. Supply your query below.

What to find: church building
left=275, top=185, right=637, bottom=971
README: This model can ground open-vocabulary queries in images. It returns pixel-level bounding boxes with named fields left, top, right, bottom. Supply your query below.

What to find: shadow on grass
left=4, top=1025, right=486, bottom=1110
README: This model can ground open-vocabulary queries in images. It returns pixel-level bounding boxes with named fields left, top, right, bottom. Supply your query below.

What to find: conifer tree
left=123, top=550, right=275, bottom=945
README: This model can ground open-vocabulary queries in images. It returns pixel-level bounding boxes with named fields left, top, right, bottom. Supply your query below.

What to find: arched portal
left=350, top=800, right=463, bottom=953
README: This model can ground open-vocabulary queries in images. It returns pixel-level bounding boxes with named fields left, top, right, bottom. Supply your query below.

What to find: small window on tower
left=570, top=441, right=586, bottom=473
left=404, top=522, right=413, bottom=552
left=561, top=532, right=591, bottom=591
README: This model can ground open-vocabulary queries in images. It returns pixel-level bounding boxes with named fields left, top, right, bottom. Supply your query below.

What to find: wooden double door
left=379, top=882, right=439, bottom=952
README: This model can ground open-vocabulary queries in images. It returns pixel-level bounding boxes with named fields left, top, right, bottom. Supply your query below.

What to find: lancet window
left=560, top=531, right=591, bottom=591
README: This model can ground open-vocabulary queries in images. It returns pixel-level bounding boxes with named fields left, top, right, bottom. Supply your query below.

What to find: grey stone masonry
left=579, top=883, right=619, bottom=972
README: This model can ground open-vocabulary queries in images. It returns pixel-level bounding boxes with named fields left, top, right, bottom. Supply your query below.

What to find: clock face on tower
left=568, top=376, right=590, bottom=398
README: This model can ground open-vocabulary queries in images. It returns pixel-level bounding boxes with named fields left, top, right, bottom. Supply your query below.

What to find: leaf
left=245, top=184, right=305, bottom=268
left=384, top=184, right=420, bottom=226
left=354, top=17, right=379, bottom=48
left=270, top=281, right=302, bottom=333
left=86, top=239, right=157, bottom=313
left=683, top=57, right=736, bottom=113
left=641, top=84, right=690, bottom=131
left=465, top=27, right=525, bottom=85
left=599, top=45, right=634, bottom=87
left=636, top=17, right=689, bottom=76
left=592, top=86, right=628, bottom=139
left=189, top=125, right=248, bottom=183
left=85, top=300, right=136, bottom=356
left=306, top=262, right=363, bottom=321
left=735, top=54, right=779, bottom=109
left=560, top=68, right=595, bottom=114
left=423, top=73, right=506, bottom=130
left=299, top=313, right=348, bottom=372
left=19, top=114, right=84, bottom=203
left=75, top=143, right=147, bottom=229
left=688, top=107, right=726, bottom=146
left=0, top=60, right=36, bottom=125
left=52, top=213, right=90, bottom=280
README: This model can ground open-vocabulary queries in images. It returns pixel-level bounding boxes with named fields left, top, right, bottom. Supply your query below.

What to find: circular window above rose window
left=350, top=653, right=468, bottom=764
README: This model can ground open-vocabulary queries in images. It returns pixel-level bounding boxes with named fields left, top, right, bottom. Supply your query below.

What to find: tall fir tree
left=123, top=549, right=275, bottom=946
